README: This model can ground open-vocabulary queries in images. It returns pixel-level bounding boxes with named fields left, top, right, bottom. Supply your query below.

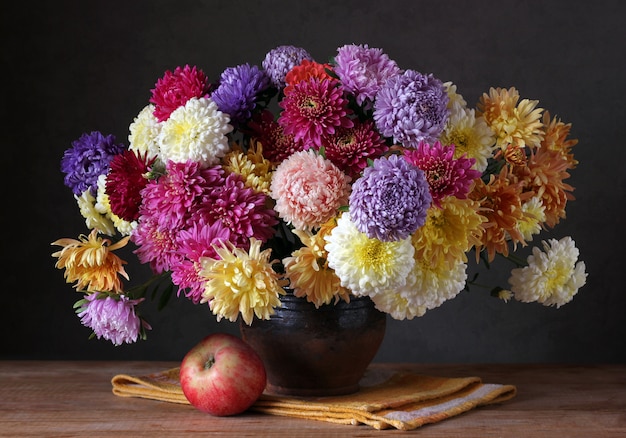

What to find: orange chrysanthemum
left=284, top=59, right=334, bottom=94
left=51, top=229, right=130, bottom=293
left=540, top=111, right=579, bottom=168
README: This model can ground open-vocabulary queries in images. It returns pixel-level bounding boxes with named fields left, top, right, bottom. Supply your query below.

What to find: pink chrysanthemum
left=131, top=216, right=182, bottom=274
left=278, top=77, right=354, bottom=148
left=170, top=220, right=232, bottom=304
left=245, top=109, right=304, bottom=163
left=403, top=141, right=481, bottom=208
left=149, top=65, right=209, bottom=122
left=270, top=150, right=351, bottom=231
left=322, top=118, right=389, bottom=179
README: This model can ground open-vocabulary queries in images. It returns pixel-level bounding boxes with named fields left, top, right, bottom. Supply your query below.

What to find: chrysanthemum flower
left=200, top=238, right=287, bottom=325
left=349, top=154, right=432, bottom=241
left=284, top=59, right=334, bottom=95
left=51, top=229, right=130, bottom=293
left=157, top=97, right=233, bottom=167
left=325, top=213, right=415, bottom=297
left=105, top=150, right=156, bottom=222
left=262, top=45, right=314, bottom=89
left=211, top=63, right=271, bottom=128
left=76, top=293, right=146, bottom=345
left=61, top=131, right=126, bottom=196
left=403, top=141, right=481, bottom=207
left=333, top=43, right=401, bottom=109
left=321, top=118, right=389, bottom=179
left=443, top=81, right=468, bottom=115
left=270, top=150, right=350, bottom=231
left=477, top=87, right=544, bottom=153
left=76, top=190, right=116, bottom=236
left=283, top=228, right=351, bottom=307
left=222, top=141, right=274, bottom=195
left=245, top=109, right=304, bottom=164
left=128, top=104, right=161, bottom=159
left=374, top=70, right=449, bottom=147
left=439, top=108, right=496, bottom=173
left=509, top=236, right=587, bottom=307
left=516, top=196, right=546, bottom=241
left=278, top=77, right=354, bottom=148
left=540, top=111, right=579, bottom=167
left=150, top=64, right=209, bottom=122
left=170, top=220, right=232, bottom=304
left=131, top=216, right=182, bottom=274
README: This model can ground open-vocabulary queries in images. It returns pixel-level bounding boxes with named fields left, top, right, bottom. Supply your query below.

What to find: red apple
left=179, top=332, right=266, bottom=416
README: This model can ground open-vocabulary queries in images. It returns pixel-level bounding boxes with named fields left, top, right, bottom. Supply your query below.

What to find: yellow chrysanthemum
left=76, top=190, right=115, bottom=237
left=477, top=87, right=545, bottom=152
left=200, top=238, right=287, bottom=325
left=51, top=229, right=130, bottom=293
left=411, top=196, right=486, bottom=268
left=222, top=140, right=274, bottom=194
left=516, top=196, right=546, bottom=241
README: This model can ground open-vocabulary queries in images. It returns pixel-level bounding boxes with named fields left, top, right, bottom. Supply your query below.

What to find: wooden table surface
left=1, top=361, right=624, bottom=437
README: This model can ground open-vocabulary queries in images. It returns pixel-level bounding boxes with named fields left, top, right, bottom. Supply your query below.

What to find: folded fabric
left=111, top=366, right=516, bottom=431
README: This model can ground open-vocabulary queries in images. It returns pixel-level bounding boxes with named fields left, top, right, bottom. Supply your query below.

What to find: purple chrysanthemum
left=349, top=154, right=432, bottom=241
left=77, top=293, right=147, bottom=346
left=61, top=131, right=126, bottom=196
left=404, top=141, right=481, bottom=208
left=211, top=64, right=271, bottom=128
left=333, top=44, right=401, bottom=109
left=262, top=45, right=314, bottom=89
left=373, top=70, right=449, bottom=147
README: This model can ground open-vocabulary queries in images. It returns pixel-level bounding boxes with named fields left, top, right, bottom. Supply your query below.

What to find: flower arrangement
left=52, top=44, right=587, bottom=346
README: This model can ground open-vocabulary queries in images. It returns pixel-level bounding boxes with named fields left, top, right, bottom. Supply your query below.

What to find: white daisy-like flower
left=128, top=104, right=162, bottom=160
left=509, top=236, right=587, bottom=307
left=95, top=175, right=136, bottom=236
left=157, top=97, right=233, bottom=167
left=440, top=108, right=496, bottom=173
left=324, top=213, right=415, bottom=297
left=516, top=196, right=546, bottom=241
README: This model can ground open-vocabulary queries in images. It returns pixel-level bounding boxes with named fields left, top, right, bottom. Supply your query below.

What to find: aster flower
left=278, top=77, right=354, bottom=148
left=157, top=97, right=233, bottom=167
left=333, top=43, right=401, bottom=109
left=262, top=45, right=314, bottom=89
left=61, top=131, right=126, bottom=196
left=325, top=213, right=415, bottom=297
left=150, top=64, right=209, bottom=122
left=403, top=141, right=481, bottom=208
left=245, top=109, right=304, bottom=163
left=283, top=59, right=334, bottom=95
left=211, top=63, right=271, bottom=128
left=222, top=141, right=274, bottom=195
left=76, top=293, right=147, bottom=345
left=131, top=215, right=182, bottom=274
left=509, top=237, right=587, bottom=307
left=374, top=70, right=449, bottom=147
left=51, top=229, right=130, bottom=293
left=270, top=149, right=351, bottom=231
left=200, top=238, right=287, bottom=325
left=95, top=175, right=135, bottom=236
left=128, top=104, right=162, bottom=159
left=349, top=154, right=432, bottom=241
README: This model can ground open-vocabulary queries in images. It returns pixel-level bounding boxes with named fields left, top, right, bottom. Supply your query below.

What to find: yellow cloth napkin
left=111, top=366, right=516, bottom=431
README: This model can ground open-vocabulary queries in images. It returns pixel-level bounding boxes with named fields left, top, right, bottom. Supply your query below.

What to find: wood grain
left=1, top=361, right=624, bottom=437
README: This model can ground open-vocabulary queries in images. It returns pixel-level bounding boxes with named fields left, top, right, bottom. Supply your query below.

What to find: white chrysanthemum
left=443, top=81, right=468, bottom=117
left=157, top=97, right=233, bottom=167
left=95, top=175, right=136, bottom=236
left=516, top=196, right=546, bottom=241
left=440, top=108, right=496, bottom=172
left=370, top=291, right=426, bottom=320
left=324, top=213, right=415, bottom=297
left=128, top=104, right=161, bottom=159
left=509, top=237, right=587, bottom=307
left=76, top=190, right=115, bottom=236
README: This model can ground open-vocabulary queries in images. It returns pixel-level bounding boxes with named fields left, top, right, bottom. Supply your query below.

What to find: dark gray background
left=3, top=0, right=624, bottom=363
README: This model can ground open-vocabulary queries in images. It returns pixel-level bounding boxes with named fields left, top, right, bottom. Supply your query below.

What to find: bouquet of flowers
left=52, top=44, right=587, bottom=346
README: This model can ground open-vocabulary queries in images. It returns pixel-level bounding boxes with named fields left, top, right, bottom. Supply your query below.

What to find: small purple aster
left=349, top=154, right=432, bottom=241
left=373, top=70, right=449, bottom=147
left=77, top=293, right=148, bottom=346
left=61, top=131, right=126, bottom=196
left=333, top=44, right=401, bottom=109
left=262, top=45, right=314, bottom=89
left=211, top=64, right=271, bottom=128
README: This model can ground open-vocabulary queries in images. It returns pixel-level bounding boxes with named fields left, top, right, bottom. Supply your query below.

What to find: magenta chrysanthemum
left=131, top=216, right=182, bottom=273
left=403, top=141, right=481, bottom=207
left=278, top=77, right=354, bottom=148
left=270, top=150, right=351, bottom=231
left=149, top=65, right=209, bottom=122
left=245, top=109, right=304, bottom=163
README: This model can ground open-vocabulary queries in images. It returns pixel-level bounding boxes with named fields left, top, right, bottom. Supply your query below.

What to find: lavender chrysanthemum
left=349, top=154, right=432, bottom=241
left=61, top=131, right=126, bottom=196
left=262, top=45, right=314, bottom=89
left=77, top=293, right=145, bottom=346
left=374, top=70, right=449, bottom=147
left=211, top=64, right=271, bottom=128
left=333, top=44, right=401, bottom=109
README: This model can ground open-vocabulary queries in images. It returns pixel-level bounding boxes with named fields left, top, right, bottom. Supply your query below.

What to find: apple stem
left=204, top=354, right=215, bottom=370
